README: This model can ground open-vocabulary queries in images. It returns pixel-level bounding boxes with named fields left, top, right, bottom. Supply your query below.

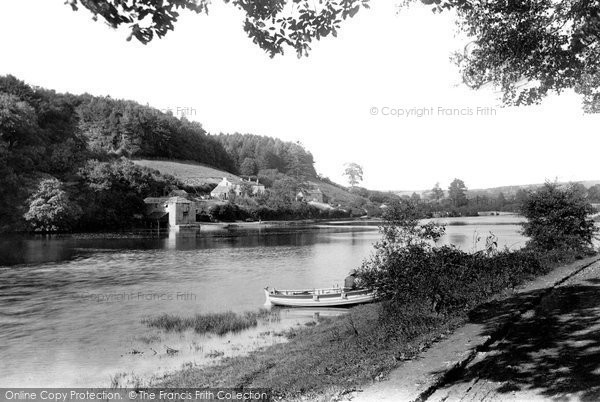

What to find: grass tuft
left=142, top=308, right=278, bottom=336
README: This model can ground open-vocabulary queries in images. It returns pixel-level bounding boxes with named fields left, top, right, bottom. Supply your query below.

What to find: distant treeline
left=0, top=75, right=318, bottom=231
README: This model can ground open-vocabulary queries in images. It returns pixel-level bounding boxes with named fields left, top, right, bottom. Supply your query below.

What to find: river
left=0, top=215, right=526, bottom=387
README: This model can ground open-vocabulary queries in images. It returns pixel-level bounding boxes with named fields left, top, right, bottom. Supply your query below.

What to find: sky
left=0, top=0, right=598, bottom=191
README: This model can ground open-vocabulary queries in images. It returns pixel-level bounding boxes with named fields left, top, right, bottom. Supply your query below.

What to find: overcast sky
left=1, top=0, right=598, bottom=191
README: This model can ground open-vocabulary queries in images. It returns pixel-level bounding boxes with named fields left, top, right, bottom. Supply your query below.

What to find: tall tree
left=343, top=162, right=363, bottom=187
left=430, top=182, right=444, bottom=202
left=448, top=178, right=468, bottom=207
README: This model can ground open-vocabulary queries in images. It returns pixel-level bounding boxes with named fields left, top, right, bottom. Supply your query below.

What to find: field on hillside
left=310, top=180, right=364, bottom=206
left=133, top=159, right=364, bottom=206
left=133, top=159, right=242, bottom=186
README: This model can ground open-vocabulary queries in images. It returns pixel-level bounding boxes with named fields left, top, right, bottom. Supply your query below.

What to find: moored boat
left=264, top=286, right=375, bottom=307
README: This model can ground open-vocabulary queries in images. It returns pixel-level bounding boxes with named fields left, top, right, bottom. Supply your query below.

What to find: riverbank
left=153, top=250, right=594, bottom=400
left=0, top=217, right=377, bottom=237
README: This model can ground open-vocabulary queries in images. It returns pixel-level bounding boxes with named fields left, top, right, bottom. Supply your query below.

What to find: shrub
left=209, top=202, right=248, bottom=222
left=358, top=198, right=558, bottom=335
left=520, top=182, right=598, bottom=252
left=24, top=178, right=82, bottom=231
left=360, top=244, right=543, bottom=315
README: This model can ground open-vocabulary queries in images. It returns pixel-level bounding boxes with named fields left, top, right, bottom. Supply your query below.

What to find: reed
left=142, top=308, right=278, bottom=336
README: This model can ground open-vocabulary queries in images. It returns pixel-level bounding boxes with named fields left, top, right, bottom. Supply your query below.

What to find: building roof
left=211, top=184, right=231, bottom=194
left=169, top=189, right=189, bottom=197
left=167, top=196, right=192, bottom=204
left=144, top=196, right=192, bottom=204
left=144, top=197, right=169, bottom=203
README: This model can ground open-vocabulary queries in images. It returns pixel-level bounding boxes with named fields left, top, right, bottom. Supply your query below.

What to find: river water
left=0, top=215, right=526, bottom=387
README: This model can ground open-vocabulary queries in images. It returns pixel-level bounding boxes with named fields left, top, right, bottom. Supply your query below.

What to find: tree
left=268, top=176, right=304, bottom=206
left=76, top=159, right=179, bottom=229
left=588, top=184, right=600, bottom=202
left=520, top=182, right=598, bottom=251
left=448, top=178, right=468, bottom=207
left=0, top=93, right=39, bottom=152
left=343, top=162, right=363, bottom=187
left=430, top=182, right=444, bottom=202
left=515, top=189, right=529, bottom=206
left=24, top=178, right=82, bottom=231
left=411, top=192, right=421, bottom=203
left=495, top=192, right=506, bottom=209
left=66, top=0, right=368, bottom=58
left=426, top=0, right=600, bottom=111
left=240, top=157, right=258, bottom=176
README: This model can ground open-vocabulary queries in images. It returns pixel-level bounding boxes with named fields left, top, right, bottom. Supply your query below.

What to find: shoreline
left=0, top=217, right=377, bottom=238
left=149, top=251, right=593, bottom=400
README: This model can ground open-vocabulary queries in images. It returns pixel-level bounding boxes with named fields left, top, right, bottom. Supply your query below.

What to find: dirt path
left=427, top=261, right=600, bottom=401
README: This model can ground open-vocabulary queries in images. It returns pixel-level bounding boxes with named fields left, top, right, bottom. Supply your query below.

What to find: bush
left=357, top=197, right=569, bottom=336
left=520, top=182, right=598, bottom=252
left=209, top=203, right=248, bottom=222
left=360, top=244, right=543, bottom=315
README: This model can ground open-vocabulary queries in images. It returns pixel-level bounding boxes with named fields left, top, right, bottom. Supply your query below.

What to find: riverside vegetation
left=153, top=183, right=598, bottom=400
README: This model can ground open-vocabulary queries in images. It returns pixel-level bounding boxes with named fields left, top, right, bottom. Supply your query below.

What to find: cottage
left=211, top=177, right=266, bottom=199
left=243, top=178, right=266, bottom=196
left=210, top=177, right=237, bottom=199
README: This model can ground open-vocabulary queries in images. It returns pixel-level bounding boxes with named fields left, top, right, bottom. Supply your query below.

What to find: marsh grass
left=142, top=308, right=278, bottom=336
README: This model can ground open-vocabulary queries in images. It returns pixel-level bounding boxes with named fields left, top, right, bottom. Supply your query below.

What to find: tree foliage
left=77, top=96, right=236, bottom=170
left=429, top=182, right=444, bottom=202
left=448, top=178, right=468, bottom=207
left=24, top=178, right=82, bottom=231
left=343, top=162, right=363, bottom=187
left=520, top=182, right=598, bottom=251
left=418, top=0, right=600, bottom=111
left=217, top=133, right=316, bottom=178
left=66, top=0, right=600, bottom=111
left=75, top=159, right=180, bottom=229
left=66, top=0, right=369, bottom=57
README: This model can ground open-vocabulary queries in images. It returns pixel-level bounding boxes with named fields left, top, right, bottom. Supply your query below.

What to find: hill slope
left=133, top=159, right=243, bottom=186
left=133, top=159, right=367, bottom=207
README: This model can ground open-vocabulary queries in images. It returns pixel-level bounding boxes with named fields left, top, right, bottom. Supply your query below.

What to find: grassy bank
left=153, top=250, right=593, bottom=400
left=156, top=303, right=464, bottom=400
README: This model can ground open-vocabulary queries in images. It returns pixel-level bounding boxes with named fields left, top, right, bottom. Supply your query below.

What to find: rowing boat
left=264, top=286, right=375, bottom=307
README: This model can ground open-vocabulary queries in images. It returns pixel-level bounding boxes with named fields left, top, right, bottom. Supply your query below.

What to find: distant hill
left=395, top=180, right=600, bottom=198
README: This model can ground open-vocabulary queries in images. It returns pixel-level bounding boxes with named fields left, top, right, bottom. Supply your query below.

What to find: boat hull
left=264, top=288, right=374, bottom=307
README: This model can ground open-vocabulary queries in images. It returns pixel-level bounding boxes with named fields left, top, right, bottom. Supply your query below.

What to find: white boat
left=264, top=286, right=375, bottom=307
